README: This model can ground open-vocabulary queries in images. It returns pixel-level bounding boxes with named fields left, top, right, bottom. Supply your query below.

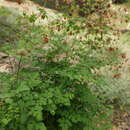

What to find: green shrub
left=0, top=18, right=115, bottom=130
left=0, top=1, right=117, bottom=129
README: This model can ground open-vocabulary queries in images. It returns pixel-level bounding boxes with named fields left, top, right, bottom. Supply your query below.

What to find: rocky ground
left=112, top=110, right=130, bottom=130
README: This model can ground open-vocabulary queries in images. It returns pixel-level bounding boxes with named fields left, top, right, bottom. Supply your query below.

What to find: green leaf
left=2, top=119, right=9, bottom=125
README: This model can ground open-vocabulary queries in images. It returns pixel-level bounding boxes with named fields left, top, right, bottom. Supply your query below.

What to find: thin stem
left=16, top=56, right=23, bottom=85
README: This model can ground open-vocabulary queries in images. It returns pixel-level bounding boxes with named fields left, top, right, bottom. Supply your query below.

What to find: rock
left=0, top=0, right=62, bottom=26
left=0, top=64, right=12, bottom=73
left=0, top=52, right=8, bottom=59
left=0, top=52, right=16, bottom=73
